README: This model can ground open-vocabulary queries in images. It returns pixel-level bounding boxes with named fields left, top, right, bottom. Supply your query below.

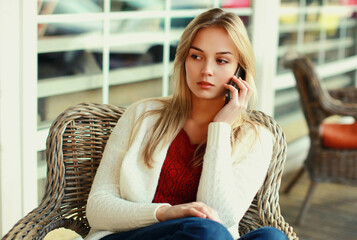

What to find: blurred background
left=0, top=0, right=356, bottom=239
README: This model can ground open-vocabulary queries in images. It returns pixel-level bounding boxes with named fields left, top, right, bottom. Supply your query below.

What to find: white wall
left=0, top=0, right=23, bottom=236
left=0, top=0, right=38, bottom=237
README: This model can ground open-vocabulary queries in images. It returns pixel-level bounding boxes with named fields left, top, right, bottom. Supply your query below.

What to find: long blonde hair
left=131, top=8, right=258, bottom=167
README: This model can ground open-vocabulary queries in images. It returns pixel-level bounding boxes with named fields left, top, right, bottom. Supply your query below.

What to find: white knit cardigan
left=85, top=99, right=273, bottom=240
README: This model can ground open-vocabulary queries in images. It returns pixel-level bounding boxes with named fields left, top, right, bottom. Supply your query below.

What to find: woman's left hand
left=213, top=76, right=252, bottom=125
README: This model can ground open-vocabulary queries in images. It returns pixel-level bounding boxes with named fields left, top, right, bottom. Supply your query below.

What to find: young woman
left=86, top=8, right=288, bottom=240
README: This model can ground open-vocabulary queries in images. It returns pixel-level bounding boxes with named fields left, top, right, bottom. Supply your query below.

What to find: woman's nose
left=201, top=61, right=214, bottom=76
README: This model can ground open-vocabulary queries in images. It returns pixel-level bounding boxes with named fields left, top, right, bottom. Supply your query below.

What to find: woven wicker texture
left=284, top=55, right=357, bottom=183
left=3, top=103, right=298, bottom=240
left=283, top=53, right=357, bottom=223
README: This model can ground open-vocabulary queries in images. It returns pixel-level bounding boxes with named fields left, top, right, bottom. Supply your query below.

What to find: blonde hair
left=131, top=8, right=258, bottom=167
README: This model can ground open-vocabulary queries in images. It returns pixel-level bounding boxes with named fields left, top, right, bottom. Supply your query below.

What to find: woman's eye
left=217, top=59, right=228, bottom=64
left=191, top=54, right=201, bottom=60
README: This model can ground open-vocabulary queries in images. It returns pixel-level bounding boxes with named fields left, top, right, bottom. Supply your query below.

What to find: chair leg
left=283, top=166, right=305, bottom=194
left=296, top=180, right=318, bottom=225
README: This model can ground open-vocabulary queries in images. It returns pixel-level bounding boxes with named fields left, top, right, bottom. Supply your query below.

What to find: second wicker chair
left=283, top=54, right=357, bottom=224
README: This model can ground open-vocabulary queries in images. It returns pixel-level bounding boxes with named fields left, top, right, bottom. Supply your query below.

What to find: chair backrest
left=42, top=103, right=125, bottom=237
left=239, top=110, right=295, bottom=238
left=25, top=103, right=297, bottom=239
left=283, top=55, right=332, bottom=139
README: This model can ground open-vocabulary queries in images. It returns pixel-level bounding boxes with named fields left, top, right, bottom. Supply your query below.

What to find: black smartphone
left=224, top=66, right=246, bottom=105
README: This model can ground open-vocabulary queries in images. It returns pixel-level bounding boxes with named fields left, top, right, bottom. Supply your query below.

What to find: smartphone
left=224, top=66, right=246, bottom=105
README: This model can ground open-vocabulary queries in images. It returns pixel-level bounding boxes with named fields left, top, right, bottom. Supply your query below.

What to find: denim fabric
left=100, top=217, right=233, bottom=240
left=100, top=218, right=288, bottom=240
left=239, top=227, right=288, bottom=240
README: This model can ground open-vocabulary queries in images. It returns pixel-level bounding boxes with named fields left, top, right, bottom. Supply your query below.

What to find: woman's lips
left=197, top=81, right=214, bottom=89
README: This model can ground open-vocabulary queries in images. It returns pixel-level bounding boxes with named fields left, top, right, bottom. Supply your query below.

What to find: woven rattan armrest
left=2, top=199, right=86, bottom=240
left=321, top=95, right=357, bottom=118
left=329, top=86, right=357, bottom=104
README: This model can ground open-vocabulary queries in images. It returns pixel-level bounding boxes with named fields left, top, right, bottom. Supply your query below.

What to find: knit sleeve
left=197, top=122, right=273, bottom=229
left=86, top=102, right=169, bottom=232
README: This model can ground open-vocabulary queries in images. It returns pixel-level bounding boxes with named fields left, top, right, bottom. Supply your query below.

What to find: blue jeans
left=100, top=217, right=288, bottom=240
left=239, top=226, right=288, bottom=240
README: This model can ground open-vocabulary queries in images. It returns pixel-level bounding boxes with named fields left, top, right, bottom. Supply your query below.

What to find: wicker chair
left=3, top=103, right=298, bottom=240
left=283, top=54, right=357, bottom=224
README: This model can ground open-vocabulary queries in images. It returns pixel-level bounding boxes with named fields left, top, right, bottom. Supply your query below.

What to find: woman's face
left=185, top=26, right=239, bottom=102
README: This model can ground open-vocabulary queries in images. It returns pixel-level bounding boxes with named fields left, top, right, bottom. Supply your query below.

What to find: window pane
left=110, top=17, right=166, bottom=68
left=109, top=79, right=162, bottom=107
left=346, top=17, right=357, bottom=58
left=274, top=87, right=306, bottom=143
left=38, top=0, right=103, bottom=15
left=108, top=43, right=165, bottom=107
left=38, top=50, right=103, bottom=80
left=37, top=150, right=46, bottom=205
left=171, top=17, right=193, bottom=31
left=280, top=0, right=299, bottom=3
left=38, top=21, right=103, bottom=41
left=38, top=21, right=103, bottom=58
left=38, top=88, right=103, bottom=129
left=111, top=0, right=164, bottom=12
left=38, top=50, right=103, bottom=128
left=171, top=0, right=214, bottom=10
left=219, top=0, right=252, bottom=8
left=111, top=18, right=164, bottom=34
left=38, top=20, right=104, bottom=127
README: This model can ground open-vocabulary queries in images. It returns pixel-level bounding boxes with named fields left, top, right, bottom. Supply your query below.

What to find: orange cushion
left=321, top=121, right=357, bottom=149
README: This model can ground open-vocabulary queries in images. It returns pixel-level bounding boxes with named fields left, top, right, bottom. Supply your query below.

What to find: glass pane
left=111, top=18, right=164, bottom=34
left=326, top=0, right=341, bottom=5
left=219, top=0, right=252, bottom=8
left=304, top=30, right=319, bottom=44
left=306, top=0, right=324, bottom=6
left=38, top=49, right=103, bottom=128
left=346, top=19, right=357, bottom=58
left=280, top=0, right=299, bottom=3
left=38, top=21, right=102, bottom=40
left=171, top=0, right=213, bottom=10
left=38, top=0, right=103, bottom=15
left=109, top=53, right=164, bottom=106
left=108, top=43, right=164, bottom=107
left=110, top=43, right=164, bottom=82
left=171, top=17, right=193, bottom=31
left=168, top=41, right=179, bottom=95
left=240, top=15, right=251, bottom=31
left=37, top=21, right=103, bottom=57
left=109, top=79, right=162, bottom=107
left=111, top=0, right=164, bottom=12
left=278, top=17, right=298, bottom=73
left=274, top=87, right=306, bottom=143
left=171, top=14, right=252, bottom=39
left=278, top=32, right=297, bottom=49
left=110, top=17, right=165, bottom=68
left=303, top=30, right=320, bottom=64
left=107, top=47, right=169, bottom=71
left=323, top=71, right=355, bottom=90
left=38, top=88, right=103, bottom=129
left=37, top=150, right=46, bottom=204
left=38, top=50, right=102, bottom=80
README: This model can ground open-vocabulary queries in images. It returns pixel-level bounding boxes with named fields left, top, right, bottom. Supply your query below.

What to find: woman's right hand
left=156, top=202, right=221, bottom=223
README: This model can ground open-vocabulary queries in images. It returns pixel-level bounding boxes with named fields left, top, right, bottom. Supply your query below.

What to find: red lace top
left=152, top=129, right=202, bottom=205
